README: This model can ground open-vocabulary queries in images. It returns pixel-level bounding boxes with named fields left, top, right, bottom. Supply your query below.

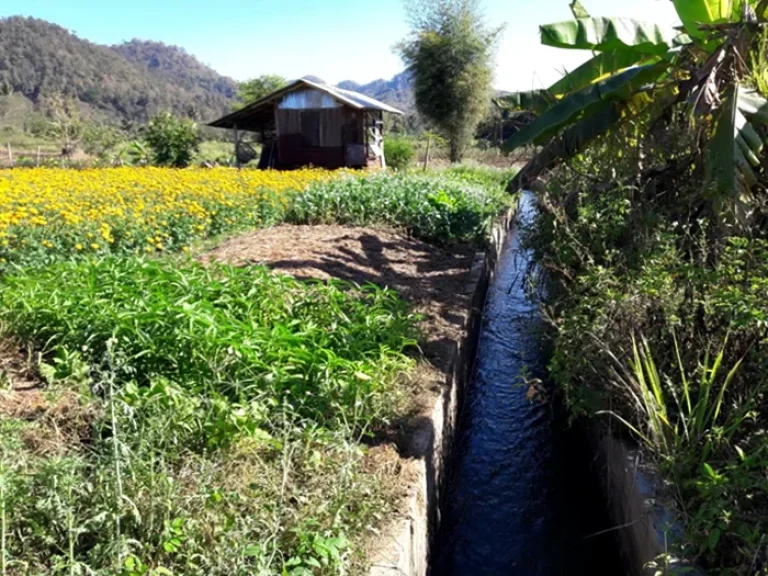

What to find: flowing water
left=433, top=194, right=624, bottom=575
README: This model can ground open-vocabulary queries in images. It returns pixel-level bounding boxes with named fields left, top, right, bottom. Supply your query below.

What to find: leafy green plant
left=599, top=334, right=749, bottom=463
left=286, top=172, right=511, bottom=245
left=500, top=0, right=768, bottom=229
left=0, top=256, right=418, bottom=575
left=383, top=137, right=415, bottom=171
left=0, top=257, right=417, bottom=433
left=143, top=112, right=200, bottom=168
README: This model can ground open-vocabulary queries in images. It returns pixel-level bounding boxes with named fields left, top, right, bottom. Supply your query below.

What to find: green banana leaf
left=548, top=49, right=656, bottom=96
left=706, top=84, right=768, bottom=206
left=540, top=17, right=690, bottom=55
left=672, top=0, right=740, bottom=37
left=495, top=90, right=556, bottom=114
left=570, top=0, right=590, bottom=18
left=510, top=101, right=624, bottom=190
left=503, top=63, right=666, bottom=152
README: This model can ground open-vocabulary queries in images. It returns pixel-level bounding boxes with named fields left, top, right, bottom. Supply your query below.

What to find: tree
left=235, top=75, right=288, bottom=108
left=42, top=93, right=83, bottom=156
left=398, top=0, right=502, bottom=162
left=143, top=111, right=200, bottom=167
left=499, top=0, right=768, bottom=229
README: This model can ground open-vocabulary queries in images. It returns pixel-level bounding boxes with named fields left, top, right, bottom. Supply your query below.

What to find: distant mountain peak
left=335, top=72, right=413, bottom=111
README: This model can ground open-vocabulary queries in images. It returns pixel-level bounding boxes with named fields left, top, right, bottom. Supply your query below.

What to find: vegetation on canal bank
left=503, top=1, right=768, bottom=573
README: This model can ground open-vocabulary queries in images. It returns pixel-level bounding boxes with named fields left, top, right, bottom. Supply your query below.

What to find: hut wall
left=275, top=107, right=365, bottom=169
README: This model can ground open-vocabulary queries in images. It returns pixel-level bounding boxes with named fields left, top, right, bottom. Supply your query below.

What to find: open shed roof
left=208, top=78, right=404, bottom=131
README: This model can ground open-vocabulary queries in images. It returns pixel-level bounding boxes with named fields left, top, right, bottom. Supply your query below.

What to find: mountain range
left=0, top=16, right=413, bottom=127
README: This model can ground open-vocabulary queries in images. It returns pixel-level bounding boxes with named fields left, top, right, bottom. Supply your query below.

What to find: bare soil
left=0, top=337, right=95, bottom=455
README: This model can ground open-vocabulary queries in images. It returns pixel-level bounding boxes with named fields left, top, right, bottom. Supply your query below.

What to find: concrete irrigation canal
left=433, top=194, right=626, bottom=575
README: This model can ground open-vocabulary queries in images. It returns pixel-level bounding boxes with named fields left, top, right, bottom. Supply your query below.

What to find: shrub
left=143, top=111, right=200, bottom=168
left=384, top=137, right=415, bottom=171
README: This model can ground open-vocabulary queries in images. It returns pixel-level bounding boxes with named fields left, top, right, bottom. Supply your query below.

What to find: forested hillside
left=112, top=40, right=238, bottom=103
left=0, top=17, right=236, bottom=123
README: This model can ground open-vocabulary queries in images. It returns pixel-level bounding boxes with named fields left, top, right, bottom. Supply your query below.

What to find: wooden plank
left=274, top=103, right=283, bottom=167
left=233, top=124, right=240, bottom=169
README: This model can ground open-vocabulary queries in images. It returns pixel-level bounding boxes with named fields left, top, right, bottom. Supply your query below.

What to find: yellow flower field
left=0, top=167, right=337, bottom=265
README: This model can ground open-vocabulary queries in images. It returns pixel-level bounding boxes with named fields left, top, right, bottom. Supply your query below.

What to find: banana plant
left=502, top=0, right=768, bottom=223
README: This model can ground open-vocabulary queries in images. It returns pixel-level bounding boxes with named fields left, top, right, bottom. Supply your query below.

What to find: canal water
left=433, top=194, right=625, bottom=575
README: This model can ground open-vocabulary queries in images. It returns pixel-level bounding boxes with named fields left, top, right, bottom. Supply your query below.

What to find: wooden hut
left=208, top=78, right=404, bottom=169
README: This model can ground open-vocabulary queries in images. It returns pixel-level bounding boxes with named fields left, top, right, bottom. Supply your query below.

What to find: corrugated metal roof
left=302, top=79, right=404, bottom=115
left=208, top=78, right=404, bottom=129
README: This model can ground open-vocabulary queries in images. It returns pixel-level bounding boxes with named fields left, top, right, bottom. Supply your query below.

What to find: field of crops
left=0, top=167, right=335, bottom=266
left=0, top=165, right=514, bottom=575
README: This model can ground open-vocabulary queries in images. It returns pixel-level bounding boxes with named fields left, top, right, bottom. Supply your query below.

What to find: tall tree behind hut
left=398, top=0, right=502, bottom=162
left=234, top=75, right=288, bottom=109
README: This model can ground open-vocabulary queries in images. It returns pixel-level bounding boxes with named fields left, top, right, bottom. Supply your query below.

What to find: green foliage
left=383, top=136, right=415, bottom=170
left=524, top=131, right=768, bottom=571
left=539, top=17, right=687, bottom=54
left=143, top=112, right=200, bottom=168
left=442, top=163, right=518, bottom=188
left=285, top=171, right=511, bottom=245
left=502, top=0, right=768, bottom=216
left=235, top=75, right=288, bottom=108
left=0, top=255, right=420, bottom=574
left=704, top=84, right=768, bottom=227
left=397, top=0, right=502, bottom=162
left=0, top=380, right=388, bottom=575
left=0, top=258, right=417, bottom=432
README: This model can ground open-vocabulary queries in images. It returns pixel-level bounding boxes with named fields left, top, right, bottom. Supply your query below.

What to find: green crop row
left=285, top=171, right=511, bottom=246
left=0, top=257, right=417, bottom=575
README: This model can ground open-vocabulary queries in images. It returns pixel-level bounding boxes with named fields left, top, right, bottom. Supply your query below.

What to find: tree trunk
left=449, top=138, right=460, bottom=163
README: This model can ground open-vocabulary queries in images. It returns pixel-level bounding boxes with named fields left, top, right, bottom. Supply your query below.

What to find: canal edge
left=367, top=204, right=518, bottom=576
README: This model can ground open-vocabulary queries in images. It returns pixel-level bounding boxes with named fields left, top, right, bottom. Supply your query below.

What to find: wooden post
left=6, top=143, right=12, bottom=168
left=423, top=135, right=431, bottom=172
left=233, top=124, right=241, bottom=169
left=36, top=146, right=41, bottom=167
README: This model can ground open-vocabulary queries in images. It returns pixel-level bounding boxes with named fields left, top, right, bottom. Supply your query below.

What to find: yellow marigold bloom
left=0, top=166, right=339, bottom=262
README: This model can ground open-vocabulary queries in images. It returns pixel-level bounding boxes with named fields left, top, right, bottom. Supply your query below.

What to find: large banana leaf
left=570, top=0, right=590, bottom=18
left=502, top=63, right=666, bottom=152
left=706, top=84, right=768, bottom=207
left=510, top=101, right=624, bottom=190
left=548, top=49, right=655, bottom=96
left=540, top=17, right=690, bottom=55
left=673, top=0, right=740, bottom=36
left=495, top=90, right=556, bottom=114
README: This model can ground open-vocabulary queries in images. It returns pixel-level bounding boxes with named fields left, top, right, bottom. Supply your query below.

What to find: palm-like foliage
left=502, top=0, right=768, bottom=225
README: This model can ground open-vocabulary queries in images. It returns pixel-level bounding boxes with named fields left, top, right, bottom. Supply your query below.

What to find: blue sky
left=1, top=0, right=680, bottom=91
